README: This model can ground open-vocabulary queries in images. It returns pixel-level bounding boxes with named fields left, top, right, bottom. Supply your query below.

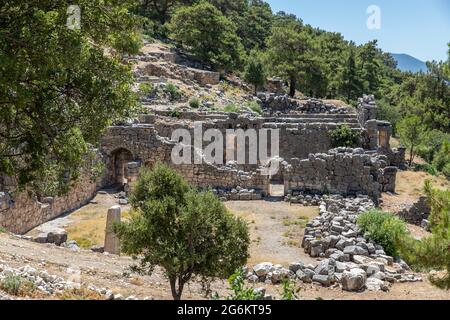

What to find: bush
left=357, top=209, right=409, bottom=257
left=330, top=124, right=360, bottom=148
left=165, top=82, right=182, bottom=101
left=225, top=269, right=263, bottom=300
left=0, top=275, right=36, bottom=297
left=223, top=104, right=240, bottom=113
left=245, top=101, right=262, bottom=115
left=413, top=163, right=438, bottom=176
left=433, top=140, right=450, bottom=178
left=139, top=82, right=154, bottom=96
left=280, top=280, right=299, bottom=300
left=114, top=164, right=250, bottom=300
left=168, top=109, right=182, bottom=118
left=189, top=97, right=200, bottom=109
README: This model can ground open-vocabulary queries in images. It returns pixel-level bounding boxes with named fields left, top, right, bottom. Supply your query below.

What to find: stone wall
left=257, top=94, right=351, bottom=114
left=144, top=112, right=364, bottom=162
left=0, top=154, right=105, bottom=234
left=397, top=196, right=431, bottom=226
left=100, top=125, right=396, bottom=203
left=284, top=148, right=397, bottom=202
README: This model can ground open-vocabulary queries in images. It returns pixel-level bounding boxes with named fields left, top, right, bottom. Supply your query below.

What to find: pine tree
left=244, top=52, right=266, bottom=95
left=341, top=47, right=363, bottom=101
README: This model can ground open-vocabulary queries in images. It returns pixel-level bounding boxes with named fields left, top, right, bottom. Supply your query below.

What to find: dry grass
left=65, top=204, right=130, bottom=249
left=382, top=170, right=450, bottom=213
left=226, top=201, right=318, bottom=266
left=55, top=288, right=103, bottom=300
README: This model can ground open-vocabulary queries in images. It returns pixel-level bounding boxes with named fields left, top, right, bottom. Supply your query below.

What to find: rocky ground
left=1, top=232, right=449, bottom=300
left=1, top=190, right=450, bottom=300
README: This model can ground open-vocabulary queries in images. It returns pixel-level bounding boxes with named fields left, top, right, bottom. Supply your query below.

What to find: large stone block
left=104, top=206, right=121, bottom=255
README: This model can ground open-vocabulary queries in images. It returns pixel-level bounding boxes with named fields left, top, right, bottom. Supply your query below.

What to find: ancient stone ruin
left=0, top=94, right=406, bottom=235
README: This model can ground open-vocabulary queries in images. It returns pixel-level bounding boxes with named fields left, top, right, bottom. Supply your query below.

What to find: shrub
left=139, top=82, right=154, bottom=96
left=330, top=124, right=360, bottom=148
left=432, top=140, right=450, bottom=178
left=165, top=82, right=182, bottom=101
left=114, top=164, right=250, bottom=300
left=168, top=109, right=182, bottom=118
left=280, top=280, right=299, bottom=300
left=0, top=226, right=7, bottom=233
left=245, top=101, right=263, bottom=115
left=225, top=269, right=263, bottom=300
left=413, top=163, right=438, bottom=176
left=357, top=209, right=409, bottom=257
left=224, top=104, right=240, bottom=113
left=0, top=275, right=36, bottom=297
left=189, top=97, right=200, bottom=109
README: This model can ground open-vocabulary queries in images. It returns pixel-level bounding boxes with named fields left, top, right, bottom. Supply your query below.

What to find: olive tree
left=114, top=164, right=250, bottom=300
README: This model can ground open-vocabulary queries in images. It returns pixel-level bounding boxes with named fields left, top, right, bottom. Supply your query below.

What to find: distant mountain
left=391, top=53, right=428, bottom=73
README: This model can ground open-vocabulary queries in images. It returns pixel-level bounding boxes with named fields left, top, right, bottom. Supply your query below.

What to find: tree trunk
left=289, top=76, right=296, bottom=97
left=409, top=145, right=414, bottom=167
left=169, top=275, right=185, bottom=300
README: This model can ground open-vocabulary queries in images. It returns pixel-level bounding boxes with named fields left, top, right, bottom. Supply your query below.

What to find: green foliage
left=225, top=269, right=263, bottom=300
left=168, top=1, right=244, bottom=71
left=244, top=51, right=266, bottom=94
left=330, top=124, right=360, bottom=148
left=0, top=275, right=35, bottom=296
left=164, top=82, right=182, bottom=101
left=139, top=82, right=154, bottom=96
left=223, top=104, right=240, bottom=113
left=266, top=18, right=312, bottom=97
left=341, top=47, right=363, bottom=101
left=114, top=164, right=250, bottom=300
left=432, top=140, right=450, bottom=178
left=245, top=101, right=263, bottom=115
left=398, top=116, right=428, bottom=166
left=280, top=280, right=299, bottom=300
left=413, top=163, right=438, bottom=176
left=416, top=130, right=449, bottom=164
left=168, top=108, right=182, bottom=118
left=0, top=226, right=7, bottom=233
left=189, top=97, right=200, bottom=109
left=0, top=1, right=141, bottom=192
left=0, top=275, right=22, bottom=296
left=236, top=0, right=273, bottom=51
left=357, top=209, right=409, bottom=257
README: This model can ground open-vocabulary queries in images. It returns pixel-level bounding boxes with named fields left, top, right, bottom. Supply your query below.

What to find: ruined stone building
left=0, top=94, right=406, bottom=234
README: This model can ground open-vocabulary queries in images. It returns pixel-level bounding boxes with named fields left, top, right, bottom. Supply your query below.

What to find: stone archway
left=109, top=148, right=134, bottom=187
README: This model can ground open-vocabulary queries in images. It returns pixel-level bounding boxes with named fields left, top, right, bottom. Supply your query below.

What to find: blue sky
left=266, top=0, right=450, bottom=62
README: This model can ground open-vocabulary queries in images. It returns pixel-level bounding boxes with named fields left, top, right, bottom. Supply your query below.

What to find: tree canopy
left=168, top=1, right=244, bottom=71
left=0, top=0, right=141, bottom=193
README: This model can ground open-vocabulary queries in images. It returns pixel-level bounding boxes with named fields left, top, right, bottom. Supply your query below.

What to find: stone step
left=263, top=122, right=362, bottom=129
left=269, top=118, right=359, bottom=124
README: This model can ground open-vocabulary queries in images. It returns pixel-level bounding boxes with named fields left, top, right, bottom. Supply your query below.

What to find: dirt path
left=225, top=201, right=318, bottom=266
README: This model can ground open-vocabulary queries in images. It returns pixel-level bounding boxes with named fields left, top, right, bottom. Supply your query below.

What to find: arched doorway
left=109, top=148, right=134, bottom=187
